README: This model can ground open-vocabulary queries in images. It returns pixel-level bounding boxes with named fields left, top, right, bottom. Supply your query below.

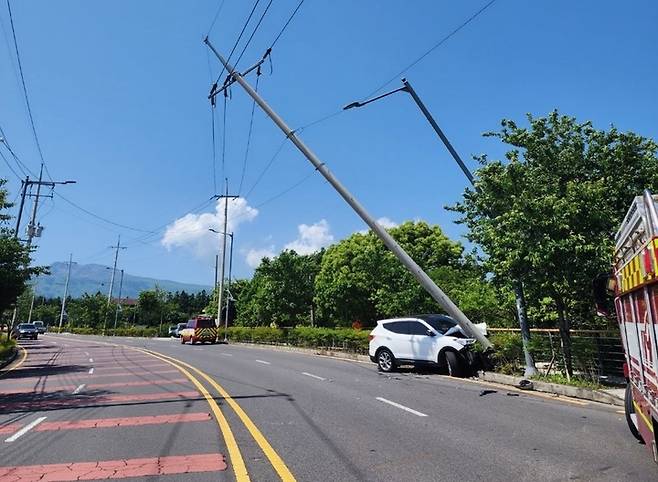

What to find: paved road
left=0, top=334, right=655, bottom=481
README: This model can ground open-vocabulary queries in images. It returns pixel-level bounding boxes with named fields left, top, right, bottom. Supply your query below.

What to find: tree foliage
left=450, top=111, right=658, bottom=374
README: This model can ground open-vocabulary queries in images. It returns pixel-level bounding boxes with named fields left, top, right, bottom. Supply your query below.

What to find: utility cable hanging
left=232, top=0, right=274, bottom=72
left=206, top=0, right=227, bottom=36
left=268, top=0, right=305, bottom=51
left=238, top=69, right=261, bottom=195
left=214, top=0, right=262, bottom=85
left=6, top=0, right=49, bottom=180
left=243, top=136, right=288, bottom=199
left=364, top=0, right=498, bottom=99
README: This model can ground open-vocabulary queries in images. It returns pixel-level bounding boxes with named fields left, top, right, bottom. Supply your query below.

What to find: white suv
left=368, top=314, right=484, bottom=377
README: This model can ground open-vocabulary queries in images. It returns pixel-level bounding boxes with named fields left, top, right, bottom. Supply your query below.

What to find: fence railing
left=488, top=328, right=626, bottom=381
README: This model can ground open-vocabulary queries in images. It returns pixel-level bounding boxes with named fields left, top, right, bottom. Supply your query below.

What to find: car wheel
left=180, top=336, right=186, bottom=344
left=625, top=383, right=644, bottom=443
left=377, top=348, right=396, bottom=373
left=444, top=351, right=465, bottom=378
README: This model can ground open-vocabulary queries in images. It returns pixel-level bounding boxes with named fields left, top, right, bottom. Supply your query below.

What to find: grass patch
left=0, top=338, right=16, bottom=361
left=531, top=373, right=603, bottom=390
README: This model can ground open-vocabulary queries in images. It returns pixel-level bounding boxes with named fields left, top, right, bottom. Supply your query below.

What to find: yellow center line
left=142, top=348, right=297, bottom=482
left=0, top=344, right=27, bottom=379
left=43, top=335, right=250, bottom=481
left=136, top=349, right=250, bottom=482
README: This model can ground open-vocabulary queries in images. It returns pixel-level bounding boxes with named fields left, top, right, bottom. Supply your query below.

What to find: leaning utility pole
left=223, top=231, right=234, bottom=339
left=214, top=181, right=238, bottom=342
left=104, top=235, right=126, bottom=334
left=58, top=253, right=73, bottom=332
left=14, top=176, right=29, bottom=239
left=204, top=38, right=492, bottom=349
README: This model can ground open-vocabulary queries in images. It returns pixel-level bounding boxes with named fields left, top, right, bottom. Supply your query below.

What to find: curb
left=478, top=371, right=624, bottom=406
left=0, top=346, right=18, bottom=371
left=232, top=342, right=371, bottom=363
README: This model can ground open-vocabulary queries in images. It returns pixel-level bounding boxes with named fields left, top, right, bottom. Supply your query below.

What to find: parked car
left=14, top=323, right=39, bottom=340
left=168, top=323, right=188, bottom=338
left=368, top=314, right=486, bottom=377
left=167, top=325, right=178, bottom=337
left=33, top=321, right=46, bottom=334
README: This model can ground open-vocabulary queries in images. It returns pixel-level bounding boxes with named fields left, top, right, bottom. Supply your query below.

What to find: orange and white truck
left=604, top=190, right=658, bottom=462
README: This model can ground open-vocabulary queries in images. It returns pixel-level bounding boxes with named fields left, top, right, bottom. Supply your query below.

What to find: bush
left=0, top=338, right=16, bottom=360
left=489, top=332, right=524, bottom=375
left=217, top=326, right=370, bottom=352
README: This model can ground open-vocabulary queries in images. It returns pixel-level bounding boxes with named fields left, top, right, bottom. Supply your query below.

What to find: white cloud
left=161, top=198, right=258, bottom=257
left=245, top=246, right=276, bottom=268
left=284, top=219, right=334, bottom=255
left=359, top=217, right=399, bottom=234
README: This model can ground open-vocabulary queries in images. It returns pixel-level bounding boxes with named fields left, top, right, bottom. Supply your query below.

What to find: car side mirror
left=426, top=329, right=436, bottom=337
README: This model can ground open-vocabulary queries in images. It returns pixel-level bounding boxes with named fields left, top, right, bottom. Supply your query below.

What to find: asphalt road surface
left=0, top=334, right=655, bottom=481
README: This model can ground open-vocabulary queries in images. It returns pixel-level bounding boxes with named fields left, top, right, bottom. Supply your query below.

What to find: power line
left=243, top=136, right=288, bottom=199
left=5, top=0, right=48, bottom=176
left=214, top=0, right=262, bottom=85
left=364, top=0, right=498, bottom=99
left=0, top=148, right=21, bottom=180
left=238, top=73, right=260, bottom=195
left=206, top=0, right=227, bottom=36
left=268, top=0, right=305, bottom=51
left=232, top=0, right=274, bottom=70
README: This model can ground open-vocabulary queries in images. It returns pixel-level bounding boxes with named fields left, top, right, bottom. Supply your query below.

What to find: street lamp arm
left=343, top=85, right=409, bottom=110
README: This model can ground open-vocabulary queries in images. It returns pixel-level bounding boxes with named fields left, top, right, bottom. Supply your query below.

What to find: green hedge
left=213, top=326, right=370, bottom=352
left=0, top=338, right=16, bottom=361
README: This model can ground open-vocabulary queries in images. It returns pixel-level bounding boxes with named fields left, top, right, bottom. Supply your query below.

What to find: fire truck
left=604, top=190, right=658, bottom=462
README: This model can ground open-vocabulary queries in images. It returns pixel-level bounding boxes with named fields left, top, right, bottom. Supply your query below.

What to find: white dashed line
left=220, top=353, right=233, bottom=357
left=84, top=352, right=89, bottom=356
left=255, top=359, right=271, bottom=365
left=88, top=368, right=94, bottom=375
left=72, top=384, right=86, bottom=395
left=89, top=358, right=94, bottom=363
left=302, top=372, right=326, bottom=381
left=376, top=397, right=428, bottom=417
left=5, top=417, right=47, bottom=442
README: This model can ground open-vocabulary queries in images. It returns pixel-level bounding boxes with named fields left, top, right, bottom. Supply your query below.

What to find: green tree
left=66, top=292, right=108, bottom=328
left=0, top=179, right=46, bottom=337
left=451, top=111, right=658, bottom=376
left=237, top=250, right=323, bottom=326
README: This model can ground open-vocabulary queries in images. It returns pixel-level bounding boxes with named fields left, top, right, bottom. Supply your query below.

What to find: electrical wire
left=6, top=0, right=49, bottom=179
left=214, top=0, right=262, bottom=85
left=364, top=0, right=498, bottom=99
left=243, top=136, right=288, bottom=199
left=232, top=0, right=274, bottom=71
left=268, top=0, right=305, bottom=51
left=238, top=73, right=260, bottom=195
left=206, top=0, right=227, bottom=36
left=0, top=148, right=22, bottom=180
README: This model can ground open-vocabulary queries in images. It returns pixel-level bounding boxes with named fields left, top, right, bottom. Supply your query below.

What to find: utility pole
left=104, top=235, right=126, bottom=334
left=213, top=181, right=238, bottom=342
left=204, top=38, right=492, bottom=350
left=27, top=292, right=35, bottom=323
left=214, top=254, right=219, bottom=289
left=26, top=164, right=44, bottom=247
left=223, top=232, right=234, bottom=338
left=58, top=253, right=73, bottom=332
left=14, top=176, right=29, bottom=239
left=113, top=269, right=124, bottom=333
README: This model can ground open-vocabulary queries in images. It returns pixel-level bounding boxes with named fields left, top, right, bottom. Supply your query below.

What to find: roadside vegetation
left=0, top=338, right=16, bottom=361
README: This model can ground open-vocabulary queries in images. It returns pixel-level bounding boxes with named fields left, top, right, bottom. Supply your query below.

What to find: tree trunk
left=554, top=294, right=573, bottom=380
left=513, top=279, right=537, bottom=377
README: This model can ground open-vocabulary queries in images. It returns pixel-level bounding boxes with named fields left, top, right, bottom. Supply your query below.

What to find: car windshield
left=417, top=315, right=458, bottom=334
left=33, top=321, right=44, bottom=326
left=19, top=324, right=36, bottom=329
left=196, top=318, right=215, bottom=328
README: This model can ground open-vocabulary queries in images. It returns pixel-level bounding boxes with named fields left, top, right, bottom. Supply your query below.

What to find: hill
left=34, top=262, right=211, bottom=299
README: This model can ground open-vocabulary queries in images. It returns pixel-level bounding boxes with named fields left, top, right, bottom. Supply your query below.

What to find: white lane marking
left=220, top=353, right=233, bottom=357
left=72, top=384, right=86, bottom=395
left=376, top=397, right=428, bottom=417
left=5, top=417, right=47, bottom=442
left=88, top=368, right=94, bottom=375
left=89, top=358, right=94, bottom=363
left=255, top=359, right=271, bottom=365
left=302, top=372, right=326, bottom=381
left=84, top=352, right=89, bottom=356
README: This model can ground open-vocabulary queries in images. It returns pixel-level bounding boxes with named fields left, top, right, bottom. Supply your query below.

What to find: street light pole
left=204, top=38, right=492, bottom=349
left=210, top=228, right=234, bottom=342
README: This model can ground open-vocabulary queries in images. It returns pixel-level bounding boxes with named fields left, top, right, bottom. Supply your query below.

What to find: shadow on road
left=0, top=364, right=89, bottom=380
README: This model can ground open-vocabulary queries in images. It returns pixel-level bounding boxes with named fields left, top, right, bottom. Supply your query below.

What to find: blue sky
left=1, top=0, right=657, bottom=287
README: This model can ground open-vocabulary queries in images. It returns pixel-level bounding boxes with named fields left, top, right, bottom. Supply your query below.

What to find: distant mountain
left=34, top=262, right=212, bottom=299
